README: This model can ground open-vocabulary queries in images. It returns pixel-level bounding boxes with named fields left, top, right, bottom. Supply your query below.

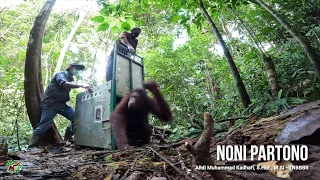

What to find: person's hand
left=128, top=46, right=136, bottom=54
left=86, top=87, right=93, bottom=93
left=143, top=80, right=159, bottom=93
left=81, top=85, right=93, bottom=93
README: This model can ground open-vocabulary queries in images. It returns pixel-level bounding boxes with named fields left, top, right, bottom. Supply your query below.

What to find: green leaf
left=111, top=26, right=120, bottom=34
left=287, top=97, right=306, bottom=105
left=142, top=1, right=150, bottom=9
left=176, top=0, right=182, bottom=6
left=124, top=12, right=134, bottom=19
left=119, top=17, right=126, bottom=22
left=172, top=127, right=178, bottom=133
left=180, top=17, right=189, bottom=25
left=231, top=0, right=238, bottom=9
left=189, top=127, right=202, bottom=134
left=104, top=155, right=113, bottom=163
left=186, top=24, right=191, bottom=35
left=242, top=0, right=250, bottom=5
left=97, top=22, right=110, bottom=32
left=170, top=15, right=180, bottom=23
left=164, top=84, right=174, bottom=93
left=134, top=20, right=144, bottom=26
left=120, top=22, right=131, bottom=31
left=91, top=16, right=104, bottom=23
left=212, top=12, right=219, bottom=22
left=177, top=9, right=185, bottom=14
left=214, top=123, right=222, bottom=131
left=99, top=7, right=110, bottom=16
left=109, top=4, right=117, bottom=12
left=126, top=18, right=135, bottom=26
left=137, top=8, right=144, bottom=15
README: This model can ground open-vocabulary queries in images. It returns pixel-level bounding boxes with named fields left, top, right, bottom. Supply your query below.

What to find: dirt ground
left=0, top=143, right=283, bottom=180
left=1, top=101, right=320, bottom=180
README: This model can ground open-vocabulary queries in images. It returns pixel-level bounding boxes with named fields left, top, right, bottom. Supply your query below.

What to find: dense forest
left=1, top=0, right=320, bottom=179
left=1, top=0, right=320, bottom=155
left=0, top=0, right=320, bottom=151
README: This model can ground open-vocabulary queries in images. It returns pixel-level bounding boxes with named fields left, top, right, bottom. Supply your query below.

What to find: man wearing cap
left=106, top=27, right=141, bottom=81
left=28, top=63, right=92, bottom=152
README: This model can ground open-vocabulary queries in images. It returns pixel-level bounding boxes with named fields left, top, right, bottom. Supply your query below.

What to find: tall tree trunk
left=24, top=0, right=62, bottom=146
left=228, top=7, right=280, bottom=98
left=198, top=0, right=251, bottom=108
left=54, top=10, right=87, bottom=74
left=251, top=0, right=320, bottom=80
left=263, top=56, right=279, bottom=97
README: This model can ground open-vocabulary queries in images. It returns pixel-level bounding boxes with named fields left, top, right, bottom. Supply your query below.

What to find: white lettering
left=300, top=145, right=308, bottom=161
left=217, top=145, right=308, bottom=162
left=266, top=145, right=275, bottom=161
left=234, top=145, right=246, bottom=160
left=258, top=145, right=266, bottom=161
left=283, top=145, right=290, bottom=161
left=251, top=146, right=258, bottom=160
left=217, top=145, right=225, bottom=161
left=274, top=145, right=282, bottom=161
left=226, top=145, right=233, bottom=161
left=291, top=145, right=299, bottom=161
left=207, top=165, right=215, bottom=170
left=195, top=165, right=206, bottom=170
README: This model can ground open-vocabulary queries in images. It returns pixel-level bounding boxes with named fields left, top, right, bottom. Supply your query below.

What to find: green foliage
left=97, top=22, right=110, bottom=31
left=111, top=26, right=121, bottom=34
left=104, top=155, right=114, bottom=163
left=91, top=1, right=137, bottom=32
left=91, top=16, right=105, bottom=22
left=120, top=22, right=131, bottom=31
left=268, top=89, right=307, bottom=113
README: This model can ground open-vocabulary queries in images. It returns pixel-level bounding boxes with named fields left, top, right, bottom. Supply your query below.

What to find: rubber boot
left=28, top=134, right=45, bottom=153
left=64, top=124, right=74, bottom=142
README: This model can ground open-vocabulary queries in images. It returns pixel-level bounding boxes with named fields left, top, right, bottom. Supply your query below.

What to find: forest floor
left=1, top=100, right=320, bottom=180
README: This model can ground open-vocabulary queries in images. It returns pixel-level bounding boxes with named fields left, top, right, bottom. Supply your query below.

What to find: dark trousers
left=33, top=106, right=75, bottom=136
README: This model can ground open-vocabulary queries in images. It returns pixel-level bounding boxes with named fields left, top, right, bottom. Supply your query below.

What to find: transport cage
left=74, top=41, right=145, bottom=150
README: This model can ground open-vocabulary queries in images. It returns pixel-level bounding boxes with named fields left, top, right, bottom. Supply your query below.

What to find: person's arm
left=62, top=82, right=93, bottom=93
left=119, top=32, right=136, bottom=53
left=55, top=72, right=92, bottom=92
left=61, top=82, right=89, bottom=89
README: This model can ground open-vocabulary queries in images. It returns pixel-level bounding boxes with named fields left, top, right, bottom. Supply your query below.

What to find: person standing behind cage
left=106, top=27, right=141, bottom=82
